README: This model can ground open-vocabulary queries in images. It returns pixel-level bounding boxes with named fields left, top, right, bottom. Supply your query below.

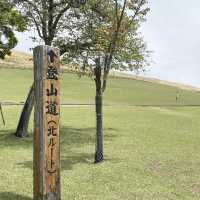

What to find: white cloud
left=140, top=0, right=200, bottom=87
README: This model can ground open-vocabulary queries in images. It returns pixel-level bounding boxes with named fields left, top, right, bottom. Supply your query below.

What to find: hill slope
left=0, top=68, right=200, bottom=106
left=1, top=51, right=200, bottom=106
left=1, top=50, right=200, bottom=93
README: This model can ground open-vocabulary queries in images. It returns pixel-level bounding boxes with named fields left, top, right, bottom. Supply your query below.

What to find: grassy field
left=1, top=68, right=200, bottom=105
left=1, top=68, right=200, bottom=199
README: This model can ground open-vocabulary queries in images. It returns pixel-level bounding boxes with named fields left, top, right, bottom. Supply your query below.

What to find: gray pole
left=0, top=103, right=5, bottom=125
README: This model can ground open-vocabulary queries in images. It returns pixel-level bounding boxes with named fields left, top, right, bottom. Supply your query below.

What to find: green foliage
left=56, top=0, right=150, bottom=84
left=0, top=0, right=26, bottom=59
left=14, top=0, right=87, bottom=45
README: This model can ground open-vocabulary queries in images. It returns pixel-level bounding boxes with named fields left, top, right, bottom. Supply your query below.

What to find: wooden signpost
left=34, top=45, right=60, bottom=200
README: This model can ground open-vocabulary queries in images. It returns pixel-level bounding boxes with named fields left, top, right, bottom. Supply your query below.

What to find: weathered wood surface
left=34, top=45, right=60, bottom=200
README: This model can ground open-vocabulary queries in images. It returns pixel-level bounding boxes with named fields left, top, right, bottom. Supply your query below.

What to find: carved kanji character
left=47, top=50, right=57, bottom=63
left=48, top=137, right=56, bottom=147
left=47, top=83, right=57, bottom=96
left=46, top=101, right=58, bottom=116
left=47, top=148, right=56, bottom=174
left=47, top=66, right=58, bottom=80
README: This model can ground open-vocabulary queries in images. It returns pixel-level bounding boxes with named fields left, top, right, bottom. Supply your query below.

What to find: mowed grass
left=1, top=68, right=200, bottom=105
left=1, top=68, right=200, bottom=199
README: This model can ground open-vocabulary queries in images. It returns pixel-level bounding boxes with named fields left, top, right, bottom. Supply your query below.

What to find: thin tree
left=56, top=0, right=150, bottom=163
left=14, top=0, right=86, bottom=137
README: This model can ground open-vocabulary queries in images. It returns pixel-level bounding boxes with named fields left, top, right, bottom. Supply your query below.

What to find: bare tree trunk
left=15, top=38, right=51, bottom=139
left=15, top=39, right=52, bottom=139
left=94, top=57, right=104, bottom=163
left=95, top=91, right=104, bottom=163
left=15, top=85, right=34, bottom=138
left=0, top=103, right=5, bottom=125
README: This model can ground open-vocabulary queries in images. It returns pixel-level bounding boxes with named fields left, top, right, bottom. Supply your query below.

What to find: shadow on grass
left=0, top=126, right=117, bottom=148
left=18, top=152, right=94, bottom=171
left=14, top=126, right=118, bottom=170
left=0, top=192, right=32, bottom=200
left=60, top=126, right=117, bottom=146
left=0, top=129, right=33, bottom=148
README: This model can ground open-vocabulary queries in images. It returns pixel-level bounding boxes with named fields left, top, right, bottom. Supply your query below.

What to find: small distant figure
left=176, top=91, right=180, bottom=102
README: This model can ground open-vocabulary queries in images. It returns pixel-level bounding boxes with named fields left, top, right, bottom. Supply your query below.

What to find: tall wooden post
left=34, top=45, right=61, bottom=200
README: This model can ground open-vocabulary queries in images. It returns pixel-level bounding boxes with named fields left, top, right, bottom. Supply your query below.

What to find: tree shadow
left=0, top=192, right=32, bottom=200
left=0, top=126, right=117, bottom=148
left=61, top=153, right=93, bottom=170
left=60, top=126, right=118, bottom=169
left=0, top=129, right=33, bottom=148
left=16, top=126, right=118, bottom=171
left=60, top=126, right=117, bottom=146
left=18, top=152, right=93, bottom=171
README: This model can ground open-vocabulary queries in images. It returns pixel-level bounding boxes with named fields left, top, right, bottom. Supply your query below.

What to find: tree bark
left=15, top=85, right=34, bottom=138
left=95, top=91, right=104, bottom=163
left=94, top=58, right=104, bottom=163
left=15, top=40, right=52, bottom=139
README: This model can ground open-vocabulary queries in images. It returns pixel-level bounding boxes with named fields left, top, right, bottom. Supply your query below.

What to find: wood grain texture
left=34, top=45, right=61, bottom=200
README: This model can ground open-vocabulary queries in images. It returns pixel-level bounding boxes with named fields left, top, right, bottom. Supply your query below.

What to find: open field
left=1, top=66, right=200, bottom=199
left=1, top=50, right=200, bottom=95
left=1, top=68, right=200, bottom=106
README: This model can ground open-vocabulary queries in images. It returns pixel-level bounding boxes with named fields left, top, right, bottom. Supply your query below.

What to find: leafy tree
left=56, top=0, right=150, bottom=163
left=0, top=0, right=26, bottom=59
left=14, top=0, right=87, bottom=137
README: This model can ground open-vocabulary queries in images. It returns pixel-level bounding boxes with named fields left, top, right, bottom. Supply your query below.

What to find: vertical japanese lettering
left=45, top=49, right=60, bottom=194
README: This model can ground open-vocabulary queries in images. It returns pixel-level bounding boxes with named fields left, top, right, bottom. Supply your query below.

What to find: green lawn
left=1, top=68, right=200, bottom=199
left=1, top=68, right=200, bottom=105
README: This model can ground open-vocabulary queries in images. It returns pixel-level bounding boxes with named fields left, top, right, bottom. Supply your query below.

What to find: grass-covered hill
left=0, top=51, right=33, bottom=69
left=1, top=51, right=200, bottom=106
left=1, top=68, right=200, bottom=106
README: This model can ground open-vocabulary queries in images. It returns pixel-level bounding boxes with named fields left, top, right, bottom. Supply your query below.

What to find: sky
left=15, top=0, right=200, bottom=87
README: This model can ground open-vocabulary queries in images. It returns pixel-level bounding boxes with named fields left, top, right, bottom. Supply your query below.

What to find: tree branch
left=52, top=1, right=72, bottom=30
left=29, top=12, right=43, bottom=39
left=132, top=0, right=145, bottom=21
left=114, top=0, right=119, bottom=23
left=47, top=0, right=54, bottom=42
left=41, top=0, right=48, bottom=41
left=102, top=0, right=127, bottom=92
left=19, top=0, right=43, bottom=23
